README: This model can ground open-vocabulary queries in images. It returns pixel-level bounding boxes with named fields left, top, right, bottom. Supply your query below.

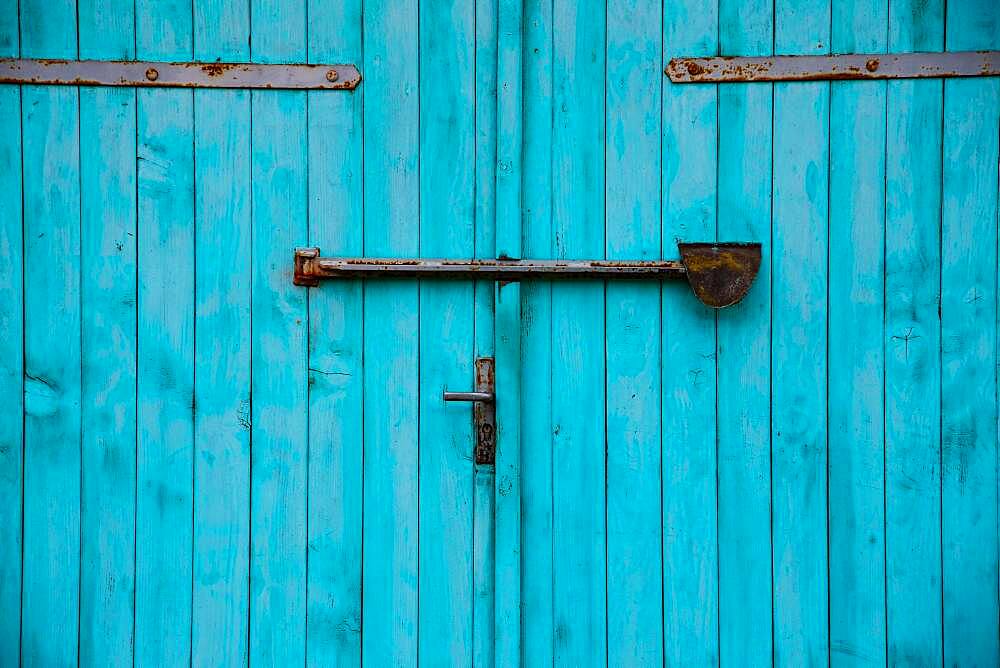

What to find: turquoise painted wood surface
left=2, top=0, right=1000, bottom=665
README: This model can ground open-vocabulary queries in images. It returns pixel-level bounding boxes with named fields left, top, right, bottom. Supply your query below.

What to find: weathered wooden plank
left=19, top=0, right=81, bottom=663
left=472, top=466, right=495, bottom=666
left=551, top=1, right=606, bottom=665
left=78, top=0, right=136, bottom=663
left=361, top=0, right=420, bottom=664
left=305, top=0, right=363, bottom=665
left=135, top=0, right=194, bottom=663
left=191, top=1, right=251, bottom=665
left=605, top=0, right=663, bottom=665
left=941, top=2, right=1000, bottom=664
left=520, top=0, right=554, bottom=661
left=716, top=0, right=773, bottom=665
left=418, top=0, right=476, bottom=663
left=494, top=0, right=523, bottom=663
left=472, top=0, right=497, bottom=661
left=0, top=4, right=21, bottom=663
left=772, top=0, right=830, bottom=663
left=662, top=0, right=718, bottom=661
left=884, top=0, right=944, bottom=663
left=828, top=0, right=887, bottom=663
left=248, top=0, right=308, bottom=663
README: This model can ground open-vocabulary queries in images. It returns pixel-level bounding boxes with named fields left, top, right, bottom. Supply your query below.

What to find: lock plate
left=473, top=358, right=496, bottom=465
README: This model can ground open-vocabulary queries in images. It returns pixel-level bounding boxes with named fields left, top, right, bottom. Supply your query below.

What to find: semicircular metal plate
left=678, top=242, right=762, bottom=308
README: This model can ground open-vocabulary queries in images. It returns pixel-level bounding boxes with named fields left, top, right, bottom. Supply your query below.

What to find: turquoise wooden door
left=512, top=0, right=1000, bottom=667
left=2, top=0, right=1000, bottom=666
left=0, top=0, right=499, bottom=665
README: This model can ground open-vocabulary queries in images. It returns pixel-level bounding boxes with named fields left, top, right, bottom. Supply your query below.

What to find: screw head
left=145, top=67, right=159, bottom=81
left=865, top=58, right=879, bottom=72
left=326, top=69, right=338, bottom=82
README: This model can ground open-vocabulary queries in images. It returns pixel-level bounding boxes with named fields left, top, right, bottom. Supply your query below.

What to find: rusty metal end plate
left=294, top=247, right=320, bottom=287
left=678, top=242, right=762, bottom=308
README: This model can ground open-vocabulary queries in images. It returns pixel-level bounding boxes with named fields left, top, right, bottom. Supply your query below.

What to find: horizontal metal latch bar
left=667, top=50, right=1000, bottom=83
left=293, top=242, right=763, bottom=308
left=301, top=255, right=688, bottom=281
left=0, top=58, right=361, bottom=90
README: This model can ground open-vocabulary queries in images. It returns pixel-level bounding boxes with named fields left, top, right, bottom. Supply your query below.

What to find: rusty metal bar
left=667, top=50, right=1000, bottom=83
left=0, top=58, right=361, bottom=89
left=294, top=242, right=763, bottom=308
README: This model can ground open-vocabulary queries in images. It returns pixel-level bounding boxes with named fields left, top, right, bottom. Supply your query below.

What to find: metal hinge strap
left=667, top=50, right=1000, bottom=83
left=0, top=58, right=361, bottom=90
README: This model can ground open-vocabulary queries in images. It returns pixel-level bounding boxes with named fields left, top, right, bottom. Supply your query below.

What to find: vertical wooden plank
left=248, top=0, right=308, bottom=662
left=941, top=3, right=1000, bottom=665
left=551, top=1, right=605, bottom=665
left=495, top=0, right=522, bottom=663
left=418, top=0, right=476, bottom=663
left=78, top=0, right=136, bottom=663
left=716, top=0, right=772, bottom=665
left=135, top=0, right=194, bottom=663
left=520, top=0, right=554, bottom=661
left=191, top=1, right=251, bottom=665
left=605, top=0, right=662, bottom=665
left=0, top=4, right=21, bottom=663
left=361, top=0, right=420, bottom=664
left=884, top=1, right=944, bottom=663
left=19, top=0, right=81, bottom=663
left=827, top=0, right=887, bottom=664
left=305, top=0, right=363, bottom=665
left=772, top=0, right=829, bottom=663
left=473, top=0, right=497, bottom=661
left=662, top=0, right=718, bottom=661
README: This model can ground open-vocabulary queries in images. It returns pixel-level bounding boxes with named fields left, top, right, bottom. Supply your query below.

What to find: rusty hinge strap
left=667, top=50, right=1000, bottom=83
left=0, top=58, right=361, bottom=90
left=294, top=242, right=763, bottom=308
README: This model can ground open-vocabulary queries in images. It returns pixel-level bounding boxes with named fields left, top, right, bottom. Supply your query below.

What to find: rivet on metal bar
left=0, top=58, right=362, bottom=90
left=666, top=50, right=1000, bottom=83
left=293, top=242, right=763, bottom=309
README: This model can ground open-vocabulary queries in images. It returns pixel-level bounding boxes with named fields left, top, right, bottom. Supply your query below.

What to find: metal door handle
left=443, top=391, right=494, bottom=402
left=442, top=359, right=496, bottom=465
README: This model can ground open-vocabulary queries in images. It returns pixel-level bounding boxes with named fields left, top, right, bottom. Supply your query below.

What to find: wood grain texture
left=941, top=2, right=1000, bottom=664
left=717, top=0, right=773, bottom=664
left=827, top=0, right=888, bottom=663
left=248, top=0, right=309, bottom=662
left=19, top=0, right=81, bottom=663
left=79, top=0, right=137, bottom=663
left=550, top=1, right=607, bottom=665
left=0, top=2, right=21, bottom=661
left=884, top=0, right=944, bottom=663
left=361, top=0, right=421, bottom=664
left=605, top=0, right=663, bottom=665
left=192, top=0, right=251, bottom=664
left=472, top=0, right=498, bottom=662
left=494, top=0, right=523, bottom=662
left=520, top=0, right=555, bottom=662
left=772, top=0, right=830, bottom=663
left=305, top=0, right=364, bottom=665
left=662, top=0, right=719, bottom=661
left=418, top=0, right=476, bottom=663
left=135, top=0, right=195, bottom=663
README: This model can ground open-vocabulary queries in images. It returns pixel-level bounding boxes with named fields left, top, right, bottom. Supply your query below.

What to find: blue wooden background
left=1, top=0, right=999, bottom=665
